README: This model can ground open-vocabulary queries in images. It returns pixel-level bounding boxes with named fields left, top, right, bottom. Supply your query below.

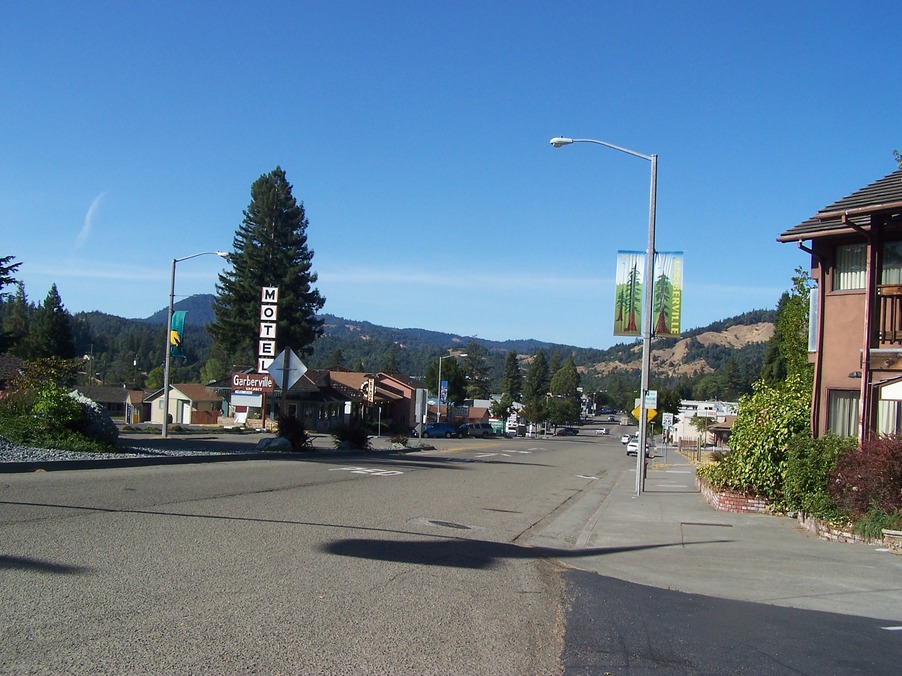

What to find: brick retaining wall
left=696, top=476, right=890, bottom=547
left=696, top=476, right=769, bottom=514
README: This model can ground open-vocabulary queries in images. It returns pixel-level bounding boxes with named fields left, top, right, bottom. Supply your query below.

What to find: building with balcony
left=778, top=167, right=902, bottom=438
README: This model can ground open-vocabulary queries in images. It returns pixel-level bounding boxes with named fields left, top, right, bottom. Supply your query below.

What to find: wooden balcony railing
left=878, top=284, right=902, bottom=344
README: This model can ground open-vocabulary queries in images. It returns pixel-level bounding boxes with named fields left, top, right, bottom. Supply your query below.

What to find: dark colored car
left=553, top=427, right=579, bottom=436
left=412, top=422, right=460, bottom=438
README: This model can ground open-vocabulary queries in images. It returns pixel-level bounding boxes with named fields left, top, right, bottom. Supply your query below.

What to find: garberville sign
left=231, top=372, right=275, bottom=393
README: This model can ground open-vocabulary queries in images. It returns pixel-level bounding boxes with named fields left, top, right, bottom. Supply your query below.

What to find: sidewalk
left=531, top=452, right=902, bottom=623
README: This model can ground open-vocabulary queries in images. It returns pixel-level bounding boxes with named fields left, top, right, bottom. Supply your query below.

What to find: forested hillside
left=2, top=291, right=776, bottom=405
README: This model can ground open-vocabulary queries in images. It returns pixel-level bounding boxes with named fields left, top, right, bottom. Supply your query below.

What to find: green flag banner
left=169, top=310, right=187, bottom=359
left=614, top=251, right=644, bottom=336
left=614, top=251, right=683, bottom=337
left=655, top=251, right=683, bottom=336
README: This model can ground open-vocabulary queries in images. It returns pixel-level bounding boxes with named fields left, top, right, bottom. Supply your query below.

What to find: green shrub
left=697, top=373, right=811, bottom=506
left=783, top=434, right=854, bottom=520
left=277, top=414, right=313, bottom=452
left=0, top=383, right=117, bottom=453
left=33, top=386, right=83, bottom=429
left=852, top=502, right=902, bottom=540
left=331, top=423, right=371, bottom=450
left=388, top=433, right=409, bottom=447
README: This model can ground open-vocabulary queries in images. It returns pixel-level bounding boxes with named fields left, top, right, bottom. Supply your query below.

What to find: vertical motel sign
left=258, top=287, right=278, bottom=373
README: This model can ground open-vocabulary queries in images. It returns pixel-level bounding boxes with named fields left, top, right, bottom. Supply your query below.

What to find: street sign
left=662, top=412, right=674, bottom=427
left=266, top=348, right=307, bottom=391
left=632, top=405, right=658, bottom=422
left=644, top=390, right=658, bottom=409
left=231, top=372, right=274, bottom=393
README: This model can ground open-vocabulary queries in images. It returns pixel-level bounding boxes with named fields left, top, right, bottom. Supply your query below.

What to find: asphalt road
left=1, top=432, right=622, bottom=674
left=3, top=428, right=901, bottom=674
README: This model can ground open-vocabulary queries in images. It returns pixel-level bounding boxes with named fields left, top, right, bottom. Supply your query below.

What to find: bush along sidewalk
left=699, top=431, right=902, bottom=545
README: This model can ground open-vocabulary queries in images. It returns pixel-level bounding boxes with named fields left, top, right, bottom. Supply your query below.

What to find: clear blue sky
left=2, top=1, right=900, bottom=349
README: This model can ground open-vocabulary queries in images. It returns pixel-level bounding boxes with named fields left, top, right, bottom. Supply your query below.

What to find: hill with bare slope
left=582, top=322, right=775, bottom=378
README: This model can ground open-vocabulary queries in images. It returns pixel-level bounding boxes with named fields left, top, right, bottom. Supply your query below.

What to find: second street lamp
left=550, top=136, right=657, bottom=496
left=162, top=250, right=230, bottom=439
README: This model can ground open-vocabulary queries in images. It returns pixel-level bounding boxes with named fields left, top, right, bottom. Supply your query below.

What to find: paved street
left=2, top=428, right=902, bottom=673
left=1, top=433, right=608, bottom=674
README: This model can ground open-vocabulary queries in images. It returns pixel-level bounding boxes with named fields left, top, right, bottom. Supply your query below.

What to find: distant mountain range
left=140, top=294, right=591, bottom=355
left=138, top=294, right=776, bottom=380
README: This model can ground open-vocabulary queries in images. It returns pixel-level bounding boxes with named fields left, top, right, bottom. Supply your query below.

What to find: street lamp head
left=549, top=137, right=574, bottom=148
left=215, top=251, right=230, bottom=260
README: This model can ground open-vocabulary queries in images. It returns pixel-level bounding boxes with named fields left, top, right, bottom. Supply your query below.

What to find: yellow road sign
left=632, top=406, right=658, bottom=422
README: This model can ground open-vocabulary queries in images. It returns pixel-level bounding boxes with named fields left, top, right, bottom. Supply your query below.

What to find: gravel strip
left=0, top=436, right=250, bottom=464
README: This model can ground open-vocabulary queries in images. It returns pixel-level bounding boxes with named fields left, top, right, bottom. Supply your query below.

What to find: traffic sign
left=632, top=405, right=658, bottom=422
left=267, top=348, right=307, bottom=391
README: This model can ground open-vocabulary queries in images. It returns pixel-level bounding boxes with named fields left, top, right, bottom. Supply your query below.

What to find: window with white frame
left=877, top=399, right=902, bottom=436
left=833, top=244, right=866, bottom=291
left=827, top=389, right=860, bottom=437
left=882, top=241, right=902, bottom=284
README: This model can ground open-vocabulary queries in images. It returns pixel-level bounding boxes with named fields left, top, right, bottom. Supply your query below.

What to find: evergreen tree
left=548, top=352, right=562, bottom=377
left=761, top=268, right=813, bottom=388
left=352, top=358, right=365, bottom=372
left=329, top=348, right=345, bottom=370
left=379, top=345, right=400, bottom=374
left=461, top=339, right=492, bottom=399
left=523, top=350, right=550, bottom=401
left=29, top=284, right=75, bottom=359
left=549, top=355, right=581, bottom=398
left=210, top=167, right=325, bottom=367
left=547, top=356, right=582, bottom=425
left=0, top=255, right=21, bottom=296
left=2, top=283, right=30, bottom=355
left=425, top=357, right=467, bottom=404
left=0, top=256, right=23, bottom=353
left=499, top=350, right=523, bottom=400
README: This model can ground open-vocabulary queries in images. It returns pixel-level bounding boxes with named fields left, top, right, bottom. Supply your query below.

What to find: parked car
left=553, top=426, right=579, bottom=436
left=626, top=434, right=652, bottom=456
left=620, top=433, right=631, bottom=444
left=416, top=422, right=460, bottom=438
left=459, top=422, right=494, bottom=438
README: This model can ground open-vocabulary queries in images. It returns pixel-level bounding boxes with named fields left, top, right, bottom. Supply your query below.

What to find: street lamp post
left=550, top=136, right=657, bottom=496
left=436, top=352, right=467, bottom=422
left=162, top=251, right=230, bottom=438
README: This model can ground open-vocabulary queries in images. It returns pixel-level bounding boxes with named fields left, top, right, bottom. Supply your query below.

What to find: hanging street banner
left=169, top=310, right=187, bottom=358
left=655, top=251, right=683, bottom=336
left=614, top=251, right=683, bottom=337
left=614, top=251, right=644, bottom=336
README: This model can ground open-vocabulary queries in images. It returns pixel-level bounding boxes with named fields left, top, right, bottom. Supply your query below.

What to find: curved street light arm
left=162, top=250, right=230, bottom=438
left=550, top=135, right=658, bottom=495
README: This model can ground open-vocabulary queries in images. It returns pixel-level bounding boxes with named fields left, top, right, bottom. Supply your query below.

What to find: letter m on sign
left=261, top=287, right=279, bottom=303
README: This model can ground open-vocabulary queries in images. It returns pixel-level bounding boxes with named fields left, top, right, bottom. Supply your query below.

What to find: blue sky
left=2, top=1, right=900, bottom=349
